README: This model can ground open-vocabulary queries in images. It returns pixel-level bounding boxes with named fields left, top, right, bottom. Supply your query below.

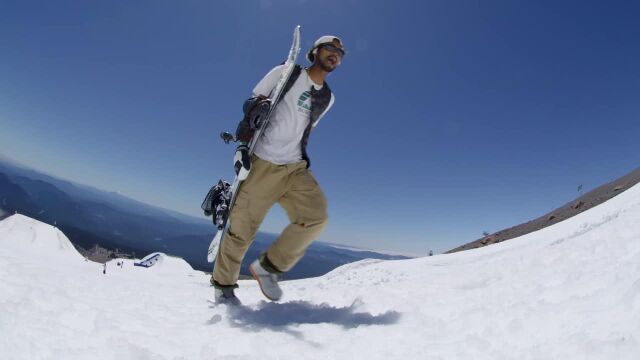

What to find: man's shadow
left=209, top=299, right=400, bottom=334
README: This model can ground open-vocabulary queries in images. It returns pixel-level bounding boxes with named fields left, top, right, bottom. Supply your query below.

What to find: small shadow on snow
left=223, top=299, right=401, bottom=332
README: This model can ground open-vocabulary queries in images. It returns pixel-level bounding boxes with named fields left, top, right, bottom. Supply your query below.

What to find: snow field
left=1, top=184, right=640, bottom=359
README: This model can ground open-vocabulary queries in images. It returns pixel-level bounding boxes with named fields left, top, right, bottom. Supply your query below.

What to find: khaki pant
left=212, top=155, right=328, bottom=286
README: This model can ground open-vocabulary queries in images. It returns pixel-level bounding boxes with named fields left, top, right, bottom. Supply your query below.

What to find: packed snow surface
left=2, top=184, right=640, bottom=359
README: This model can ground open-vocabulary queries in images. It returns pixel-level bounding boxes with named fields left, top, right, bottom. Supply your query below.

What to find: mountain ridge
left=448, top=166, right=640, bottom=253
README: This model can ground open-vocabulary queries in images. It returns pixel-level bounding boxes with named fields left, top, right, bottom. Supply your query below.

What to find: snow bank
left=1, top=184, right=640, bottom=359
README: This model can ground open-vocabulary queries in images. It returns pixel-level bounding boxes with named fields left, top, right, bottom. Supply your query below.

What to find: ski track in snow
left=1, top=185, right=640, bottom=359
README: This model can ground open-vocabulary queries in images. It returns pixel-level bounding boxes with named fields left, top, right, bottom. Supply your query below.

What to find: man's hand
left=245, top=96, right=271, bottom=130
left=236, top=95, right=271, bottom=143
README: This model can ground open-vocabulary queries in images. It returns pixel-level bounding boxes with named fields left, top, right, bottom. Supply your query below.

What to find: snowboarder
left=211, top=35, right=345, bottom=303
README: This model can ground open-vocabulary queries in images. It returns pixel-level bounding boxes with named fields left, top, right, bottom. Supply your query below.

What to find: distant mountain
left=0, top=159, right=206, bottom=226
left=0, top=157, right=409, bottom=279
left=0, top=172, right=36, bottom=216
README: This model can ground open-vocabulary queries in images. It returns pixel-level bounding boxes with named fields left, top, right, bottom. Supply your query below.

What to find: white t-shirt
left=252, top=65, right=334, bottom=165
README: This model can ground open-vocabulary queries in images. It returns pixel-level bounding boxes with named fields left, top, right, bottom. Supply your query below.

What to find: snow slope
left=1, top=184, right=640, bottom=359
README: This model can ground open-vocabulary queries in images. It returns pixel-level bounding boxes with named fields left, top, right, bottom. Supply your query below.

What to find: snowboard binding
left=201, top=179, right=233, bottom=229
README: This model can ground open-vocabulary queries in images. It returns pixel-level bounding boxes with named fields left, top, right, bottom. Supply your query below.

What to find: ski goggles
left=320, top=43, right=345, bottom=57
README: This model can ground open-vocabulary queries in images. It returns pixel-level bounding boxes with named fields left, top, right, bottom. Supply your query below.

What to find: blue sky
left=2, top=0, right=639, bottom=255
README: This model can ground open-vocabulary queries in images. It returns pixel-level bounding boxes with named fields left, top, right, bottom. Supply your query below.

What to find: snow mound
left=0, top=214, right=83, bottom=262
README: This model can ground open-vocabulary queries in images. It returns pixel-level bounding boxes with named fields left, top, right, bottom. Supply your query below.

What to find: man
left=211, top=35, right=345, bottom=303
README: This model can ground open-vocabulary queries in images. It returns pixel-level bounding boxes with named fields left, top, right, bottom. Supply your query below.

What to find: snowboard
left=206, top=25, right=302, bottom=263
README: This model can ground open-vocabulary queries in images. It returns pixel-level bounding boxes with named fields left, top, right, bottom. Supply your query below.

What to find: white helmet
left=306, top=35, right=344, bottom=63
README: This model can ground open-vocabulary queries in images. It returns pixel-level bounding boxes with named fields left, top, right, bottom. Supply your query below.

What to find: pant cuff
left=210, top=277, right=239, bottom=289
left=260, top=253, right=284, bottom=274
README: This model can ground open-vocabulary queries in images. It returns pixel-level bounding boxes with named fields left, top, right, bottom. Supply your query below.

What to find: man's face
left=315, top=40, right=344, bottom=73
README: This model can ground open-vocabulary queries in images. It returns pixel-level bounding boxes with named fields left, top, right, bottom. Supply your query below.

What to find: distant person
left=211, top=35, right=345, bottom=303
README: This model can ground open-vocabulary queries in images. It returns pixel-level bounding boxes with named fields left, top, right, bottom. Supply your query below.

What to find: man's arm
left=252, top=65, right=285, bottom=97
left=235, top=95, right=269, bottom=143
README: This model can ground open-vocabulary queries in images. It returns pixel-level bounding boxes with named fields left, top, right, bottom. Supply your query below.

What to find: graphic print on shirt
left=297, top=90, right=312, bottom=116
